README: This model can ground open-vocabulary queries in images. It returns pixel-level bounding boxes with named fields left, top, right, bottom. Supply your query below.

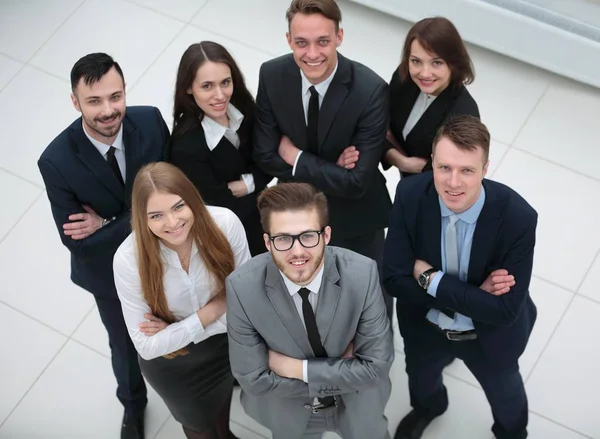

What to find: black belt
left=429, top=321, right=477, bottom=341
left=304, top=396, right=337, bottom=413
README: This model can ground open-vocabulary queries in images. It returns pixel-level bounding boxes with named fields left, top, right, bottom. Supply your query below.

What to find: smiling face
left=287, top=12, right=343, bottom=85
left=408, top=39, right=451, bottom=96
left=264, top=208, right=331, bottom=285
left=188, top=61, right=233, bottom=124
left=71, top=66, right=126, bottom=144
left=432, top=136, right=489, bottom=213
left=146, top=191, right=194, bottom=251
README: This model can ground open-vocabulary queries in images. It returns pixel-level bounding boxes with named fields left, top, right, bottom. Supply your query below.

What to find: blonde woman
left=113, top=162, right=250, bottom=439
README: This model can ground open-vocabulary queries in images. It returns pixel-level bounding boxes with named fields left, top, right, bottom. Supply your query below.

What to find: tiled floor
left=0, top=1, right=599, bottom=438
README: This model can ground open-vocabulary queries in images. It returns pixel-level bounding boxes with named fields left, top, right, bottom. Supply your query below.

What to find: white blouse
left=402, top=91, right=437, bottom=140
left=113, top=206, right=251, bottom=360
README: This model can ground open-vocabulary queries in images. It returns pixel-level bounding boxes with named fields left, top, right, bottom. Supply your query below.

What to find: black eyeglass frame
left=267, top=227, right=327, bottom=251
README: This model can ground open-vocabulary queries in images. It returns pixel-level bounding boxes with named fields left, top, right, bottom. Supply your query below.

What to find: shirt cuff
left=427, top=271, right=444, bottom=297
left=292, top=151, right=303, bottom=176
left=302, top=359, right=308, bottom=383
left=241, top=173, right=255, bottom=194
left=182, top=312, right=205, bottom=342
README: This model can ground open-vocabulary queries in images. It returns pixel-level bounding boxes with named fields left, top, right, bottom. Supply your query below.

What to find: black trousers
left=94, top=295, right=147, bottom=417
left=404, top=317, right=528, bottom=439
left=329, top=228, right=394, bottom=323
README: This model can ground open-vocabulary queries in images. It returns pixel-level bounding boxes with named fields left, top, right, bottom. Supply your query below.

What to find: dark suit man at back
left=383, top=116, right=537, bottom=439
left=38, top=53, right=169, bottom=439
left=253, top=0, right=393, bottom=318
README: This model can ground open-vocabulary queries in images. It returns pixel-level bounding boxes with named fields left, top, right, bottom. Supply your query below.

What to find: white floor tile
left=528, top=413, right=590, bottom=439
left=0, top=196, right=95, bottom=335
left=486, top=140, right=510, bottom=178
left=0, top=170, right=41, bottom=243
left=514, top=80, right=600, bottom=181
left=71, top=306, right=110, bottom=358
left=337, top=1, right=410, bottom=81
left=527, top=296, right=600, bottom=438
left=0, top=303, right=66, bottom=424
left=0, top=0, right=83, bottom=62
left=0, top=54, right=22, bottom=91
left=191, top=0, right=289, bottom=57
left=128, top=25, right=272, bottom=128
left=467, top=45, right=552, bottom=145
left=579, top=252, right=600, bottom=303
left=128, top=0, right=208, bottom=22
left=492, top=149, right=600, bottom=291
left=0, top=67, right=75, bottom=185
left=29, top=0, right=185, bottom=88
left=0, top=341, right=170, bottom=439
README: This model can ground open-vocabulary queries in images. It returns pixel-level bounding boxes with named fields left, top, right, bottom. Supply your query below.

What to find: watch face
left=418, top=273, right=427, bottom=288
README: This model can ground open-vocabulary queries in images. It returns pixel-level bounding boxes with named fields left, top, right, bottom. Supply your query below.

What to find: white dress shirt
left=279, top=263, right=326, bottom=383
left=201, top=103, right=255, bottom=193
left=82, top=122, right=126, bottom=181
left=292, top=63, right=339, bottom=175
left=113, top=206, right=251, bottom=360
left=402, top=92, right=437, bottom=140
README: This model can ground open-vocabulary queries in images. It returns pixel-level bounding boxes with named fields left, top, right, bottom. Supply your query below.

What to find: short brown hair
left=398, top=17, right=474, bottom=88
left=257, top=183, right=329, bottom=233
left=433, top=115, right=490, bottom=163
left=286, top=0, right=342, bottom=31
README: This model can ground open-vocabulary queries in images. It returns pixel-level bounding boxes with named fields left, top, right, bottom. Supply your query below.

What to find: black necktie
left=107, top=146, right=124, bottom=186
left=298, top=287, right=335, bottom=405
left=307, top=86, right=319, bottom=154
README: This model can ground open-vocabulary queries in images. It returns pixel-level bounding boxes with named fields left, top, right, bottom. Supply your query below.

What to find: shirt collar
left=300, top=61, right=338, bottom=100
left=201, top=103, right=244, bottom=151
left=439, top=186, right=486, bottom=224
left=82, top=120, right=124, bottom=155
left=279, top=260, right=326, bottom=298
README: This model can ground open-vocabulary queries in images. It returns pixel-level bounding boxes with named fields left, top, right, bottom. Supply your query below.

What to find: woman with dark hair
left=168, top=41, right=272, bottom=256
left=113, top=162, right=250, bottom=439
left=384, top=17, right=480, bottom=178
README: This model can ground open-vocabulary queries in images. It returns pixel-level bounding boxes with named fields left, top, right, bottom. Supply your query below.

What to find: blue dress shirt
left=426, top=187, right=486, bottom=330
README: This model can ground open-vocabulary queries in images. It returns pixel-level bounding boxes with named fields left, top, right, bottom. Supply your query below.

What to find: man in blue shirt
left=383, top=115, right=537, bottom=439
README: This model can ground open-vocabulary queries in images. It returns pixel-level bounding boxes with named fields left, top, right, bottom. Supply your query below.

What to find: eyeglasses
left=268, top=228, right=326, bottom=252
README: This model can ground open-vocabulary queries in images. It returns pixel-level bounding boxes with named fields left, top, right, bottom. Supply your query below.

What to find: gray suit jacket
left=226, top=246, right=394, bottom=439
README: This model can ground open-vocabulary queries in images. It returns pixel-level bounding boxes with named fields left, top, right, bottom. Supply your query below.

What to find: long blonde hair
left=131, top=162, right=235, bottom=357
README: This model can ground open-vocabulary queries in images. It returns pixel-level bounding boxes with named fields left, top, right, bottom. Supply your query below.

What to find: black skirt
left=138, top=333, right=233, bottom=431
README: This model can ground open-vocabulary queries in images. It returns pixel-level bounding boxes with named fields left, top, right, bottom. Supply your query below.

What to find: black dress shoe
left=121, top=410, right=145, bottom=439
left=394, top=409, right=438, bottom=439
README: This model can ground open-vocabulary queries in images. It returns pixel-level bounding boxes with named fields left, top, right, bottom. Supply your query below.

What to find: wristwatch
left=101, top=216, right=116, bottom=228
left=417, top=268, right=437, bottom=289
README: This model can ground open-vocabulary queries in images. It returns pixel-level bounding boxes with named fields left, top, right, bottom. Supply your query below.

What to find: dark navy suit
left=38, top=106, right=169, bottom=417
left=383, top=172, right=537, bottom=439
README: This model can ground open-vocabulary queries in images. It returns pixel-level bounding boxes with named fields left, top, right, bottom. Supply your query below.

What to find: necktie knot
left=309, top=86, right=318, bottom=98
left=298, top=287, right=311, bottom=301
left=449, top=214, right=459, bottom=226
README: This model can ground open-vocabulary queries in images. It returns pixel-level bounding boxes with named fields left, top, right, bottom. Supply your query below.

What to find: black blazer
left=253, top=52, right=392, bottom=240
left=387, top=70, right=479, bottom=177
left=382, top=173, right=538, bottom=368
left=38, top=106, right=169, bottom=298
left=168, top=118, right=272, bottom=223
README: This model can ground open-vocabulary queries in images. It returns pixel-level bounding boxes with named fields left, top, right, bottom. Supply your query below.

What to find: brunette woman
left=113, top=162, right=250, bottom=439
left=168, top=41, right=272, bottom=256
left=385, top=17, right=479, bottom=178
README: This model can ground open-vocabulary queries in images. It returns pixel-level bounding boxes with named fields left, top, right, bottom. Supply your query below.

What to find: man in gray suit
left=226, top=183, right=394, bottom=439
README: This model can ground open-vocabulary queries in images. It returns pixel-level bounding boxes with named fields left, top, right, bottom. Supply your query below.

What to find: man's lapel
left=265, top=259, right=314, bottom=356
left=419, top=183, right=443, bottom=270
left=283, top=61, right=309, bottom=151
left=72, top=120, right=124, bottom=202
left=315, top=248, right=341, bottom=346
left=468, top=181, right=503, bottom=283
left=122, top=115, right=141, bottom=202
left=317, top=53, right=350, bottom=150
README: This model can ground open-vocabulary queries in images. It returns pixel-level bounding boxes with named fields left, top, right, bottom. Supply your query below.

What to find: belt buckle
left=446, top=330, right=476, bottom=341
left=311, top=396, right=337, bottom=413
